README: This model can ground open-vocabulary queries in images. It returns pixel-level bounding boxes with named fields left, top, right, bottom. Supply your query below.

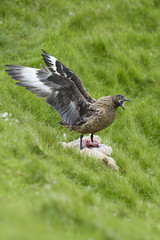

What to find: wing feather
left=41, top=50, right=95, bottom=103
left=5, top=64, right=90, bottom=126
left=5, top=65, right=53, bottom=97
left=45, top=74, right=90, bottom=126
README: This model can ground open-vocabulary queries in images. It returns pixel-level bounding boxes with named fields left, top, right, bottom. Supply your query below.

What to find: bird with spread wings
left=5, top=50, right=130, bottom=149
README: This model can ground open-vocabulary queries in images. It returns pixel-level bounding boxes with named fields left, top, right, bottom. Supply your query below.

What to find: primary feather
left=41, top=50, right=95, bottom=103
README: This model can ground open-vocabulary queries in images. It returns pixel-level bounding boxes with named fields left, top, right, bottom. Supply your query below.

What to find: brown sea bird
left=5, top=50, right=131, bottom=150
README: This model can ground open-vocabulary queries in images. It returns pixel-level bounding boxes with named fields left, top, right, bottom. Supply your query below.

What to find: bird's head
left=114, top=95, right=131, bottom=110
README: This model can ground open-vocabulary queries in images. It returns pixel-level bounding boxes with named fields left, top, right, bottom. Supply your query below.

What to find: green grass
left=0, top=0, right=160, bottom=239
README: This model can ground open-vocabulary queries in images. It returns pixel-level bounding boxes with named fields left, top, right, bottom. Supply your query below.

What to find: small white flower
left=69, top=12, right=73, bottom=16
left=63, top=133, right=66, bottom=139
left=15, top=119, right=19, bottom=123
left=53, top=180, right=57, bottom=184
left=2, top=112, right=8, bottom=118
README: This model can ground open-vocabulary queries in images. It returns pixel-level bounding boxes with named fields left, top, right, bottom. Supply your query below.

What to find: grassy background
left=0, top=0, right=160, bottom=239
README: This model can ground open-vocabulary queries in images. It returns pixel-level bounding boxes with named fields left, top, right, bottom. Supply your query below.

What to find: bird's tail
left=59, top=120, right=73, bottom=131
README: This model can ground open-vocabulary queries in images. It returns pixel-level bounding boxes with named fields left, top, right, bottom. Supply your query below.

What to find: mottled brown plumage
left=5, top=50, right=131, bottom=149
left=72, top=96, right=120, bottom=134
left=60, top=95, right=130, bottom=150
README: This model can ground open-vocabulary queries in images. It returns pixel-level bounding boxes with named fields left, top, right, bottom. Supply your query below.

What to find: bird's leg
left=91, top=134, right=94, bottom=142
left=80, top=134, right=83, bottom=150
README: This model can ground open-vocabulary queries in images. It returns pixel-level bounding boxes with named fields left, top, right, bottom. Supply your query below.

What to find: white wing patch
left=46, top=55, right=60, bottom=76
left=41, top=50, right=62, bottom=76
left=5, top=65, right=53, bottom=97
left=20, top=67, right=52, bottom=94
left=48, top=55, right=58, bottom=72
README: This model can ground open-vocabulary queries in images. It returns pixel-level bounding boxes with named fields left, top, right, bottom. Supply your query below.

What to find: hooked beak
left=124, top=98, right=131, bottom=102
left=120, top=98, right=131, bottom=111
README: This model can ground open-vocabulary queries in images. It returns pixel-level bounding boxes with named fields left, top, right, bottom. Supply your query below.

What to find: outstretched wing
left=5, top=64, right=90, bottom=126
left=5, top=64, right=52, bottom=97
left=41, top=50, right=95, bottom=103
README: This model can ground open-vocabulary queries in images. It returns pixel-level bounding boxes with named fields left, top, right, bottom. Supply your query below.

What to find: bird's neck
left=96, top=96, right=117, bottom=109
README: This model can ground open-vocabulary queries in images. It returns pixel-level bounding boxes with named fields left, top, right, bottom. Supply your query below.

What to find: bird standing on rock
left=5, top=50, right=131, bottom=150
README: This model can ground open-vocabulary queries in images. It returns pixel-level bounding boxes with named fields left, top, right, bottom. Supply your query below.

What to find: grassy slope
left=0, top=0, right=160, bottom=239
